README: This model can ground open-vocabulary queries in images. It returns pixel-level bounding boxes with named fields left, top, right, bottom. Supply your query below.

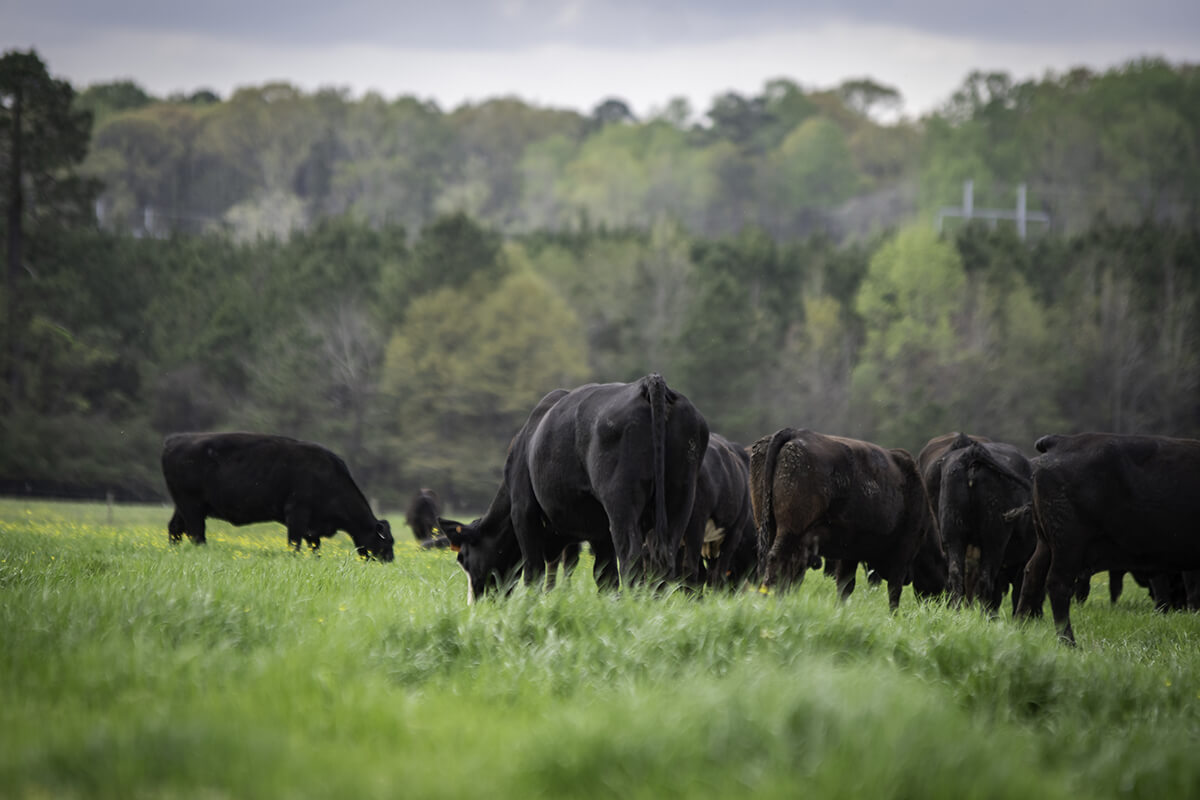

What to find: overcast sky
left=5, top=1, right=1199, bottom=119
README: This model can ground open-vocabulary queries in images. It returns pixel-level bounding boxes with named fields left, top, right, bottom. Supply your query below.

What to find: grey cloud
left=9, top=0, right=1200, bottom=51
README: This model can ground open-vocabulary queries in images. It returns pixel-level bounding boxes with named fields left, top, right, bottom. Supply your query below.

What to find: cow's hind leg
left=1046, top=548, right=1082, bottom=645
left=1040, top=507, right=1086, bottom=643
left=976, top=536, right=1009, bottom=617
left=1015, top=539, right=1050, bottom=619
left=944, top=536, right=967, bottom=608
left=607, top=507, right=648, bottom=587
left=1008, top=568, right=1024, bottom=617
left=285, top=506, right=311, bottom=554
left=833, top=560, right=858, bottom=601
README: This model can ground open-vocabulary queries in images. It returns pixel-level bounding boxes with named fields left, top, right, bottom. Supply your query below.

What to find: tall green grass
left=2, top=498, right=1199, bottom=799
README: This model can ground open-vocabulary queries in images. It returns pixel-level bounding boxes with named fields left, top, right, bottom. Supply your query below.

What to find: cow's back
left=161, top=432, right=342, bottom=526
left=525, top=380, right=706, bottom=511
left=917, top=432, right=990, bottom=514
left=1036, top=433, right=1200, bottom=543
left=753, top=430, right=883, bottom=533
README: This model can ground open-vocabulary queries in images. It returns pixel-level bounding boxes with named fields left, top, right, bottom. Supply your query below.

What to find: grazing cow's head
left=357, top=519, right=395, bottom=562
left=438, top=516, right=523, bottom=604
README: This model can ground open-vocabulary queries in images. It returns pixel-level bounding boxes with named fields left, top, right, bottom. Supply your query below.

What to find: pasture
left=2, top=499, right=1199, bottom=799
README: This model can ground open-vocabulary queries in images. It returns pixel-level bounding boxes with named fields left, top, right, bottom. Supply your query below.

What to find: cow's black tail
left=948, top=431, right=974, bottom=452
left=962, top=442, right=1032, bottom=491
left=759, top=427, right=801, bottom=557
left=645, top=373, right=670, bottom=574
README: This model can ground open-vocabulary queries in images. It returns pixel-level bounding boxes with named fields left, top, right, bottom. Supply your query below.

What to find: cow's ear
left=437, top=517, right=473, bottom=551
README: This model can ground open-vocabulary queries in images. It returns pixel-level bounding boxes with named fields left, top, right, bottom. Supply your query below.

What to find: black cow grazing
left=1015, top=432, right=1200, bottom=644
left=681, top=434, right=758, bottom=590
left=440, top=374, right=709, bottom=598
left=1071, top=570, right=1124, bottom=604
left=749, top=428, right=936, bottom=610
left=406, top=488, right=448, bottom=548
left=917, top=432, right=1034, bottom=614
left=161, top=432, right=394, bottom=561
left=439, top=507, right=584, bottom=601
left=1077, top=568, right=1200, bottom=612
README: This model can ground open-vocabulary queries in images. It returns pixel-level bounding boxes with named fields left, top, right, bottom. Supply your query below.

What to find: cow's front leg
left=168, top=509, right=185, bottom=544
left=510, top=493, right=547, bottom=590
left=183, top=510, right=207, bottom=545
left=591, top=537, right=620, bottom=591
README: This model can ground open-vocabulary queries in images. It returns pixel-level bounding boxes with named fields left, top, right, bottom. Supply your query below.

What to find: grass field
left=2, top=498, right=1199, bottom=799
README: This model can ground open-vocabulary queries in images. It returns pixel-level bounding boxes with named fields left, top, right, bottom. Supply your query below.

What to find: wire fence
left=0, top=478, right=165, bottom=504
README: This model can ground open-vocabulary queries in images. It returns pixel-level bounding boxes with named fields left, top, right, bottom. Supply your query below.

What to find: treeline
left=76, top=59, right=1200, bottom=242
left=2, top=50, right=1199, bottom=509
left=2, top=213, right=1196, bottom=508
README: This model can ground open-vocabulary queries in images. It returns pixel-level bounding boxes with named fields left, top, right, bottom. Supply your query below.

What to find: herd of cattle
left=160, top=374, right=1200, bottom=644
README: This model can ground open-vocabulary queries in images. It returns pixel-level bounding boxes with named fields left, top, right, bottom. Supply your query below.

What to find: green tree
left=850, top=226, right=966, bottom=451
left=561, top=124, right=649, bottom=228
left=704, top=91, right=771, bottom=152
left=701, top=140, right=757, bottom=234
left=763, top=116, right=861, bottom=234
left=590, top=97, right=637, bottom=129
left=837, top=78, right=902, bottom=121
left=1, top=49, right=96, bottom=410
left=516, top=133, right=578, bottom=231
left=242, top=301, right=386, bottom=478
left=379, top=269, right=588, bottom=506
left=332, top=93, right=450, bottom=231
left=642, top=122, right=717, bottom=231
left=86, top=104, right=203, bottom=233
left=766, top=293, right=856, bottom=435
left=405, top=212, right=504, bottom=299
left=674, top=230, right=793, bottom=440
left=74, top=80, right=155, bottom=124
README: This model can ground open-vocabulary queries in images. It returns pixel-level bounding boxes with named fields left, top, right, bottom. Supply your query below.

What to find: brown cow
left=749, top=428, right=936, bottom=610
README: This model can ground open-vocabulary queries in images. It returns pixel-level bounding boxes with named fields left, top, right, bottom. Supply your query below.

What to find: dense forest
left=1, top=50, right=1198, bottom=508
